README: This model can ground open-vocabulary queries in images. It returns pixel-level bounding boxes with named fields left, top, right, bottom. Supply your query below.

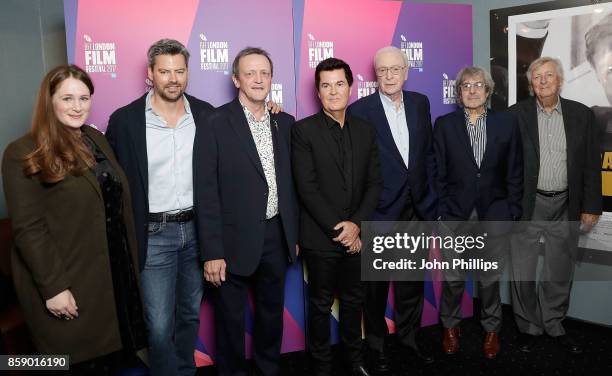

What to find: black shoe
left=555, top=334, right=583, bottom=354
left=369, top=350, right=390, bottom=374
left=402, top=344, right=435, bottom=364
left=517, top=333, right=538, bottom=353
left=351, top=365, right=372, bottom=376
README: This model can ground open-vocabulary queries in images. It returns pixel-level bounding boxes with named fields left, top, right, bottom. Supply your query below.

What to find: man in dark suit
left=105, top=39, right=213, bottom=376
left=194, top=47, right=299, bottom=376
left=348, top=46, right=436, bottom=373
left=434, top=66, right=523, bottom=359
left=292, top=57, right=382, bottom=376
left=508, top=57, right=601, bottom=354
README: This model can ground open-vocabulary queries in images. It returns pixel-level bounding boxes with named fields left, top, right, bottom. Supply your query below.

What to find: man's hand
left=333, top=221, right=360, bottom=247
left=266, top=100, right=283, bottom=114
left=46, top=289, right=78, bottom=320
left=296, top=244, right=300, bottom=257
left=347, top=237, right=362, bottom=254
left=204, top=259, right=227, bottom=287
left=580, top=213, right=600, bottom=233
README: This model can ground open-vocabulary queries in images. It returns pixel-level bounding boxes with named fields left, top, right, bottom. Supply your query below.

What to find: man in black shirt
left=292, top=58, right=382, bottom=376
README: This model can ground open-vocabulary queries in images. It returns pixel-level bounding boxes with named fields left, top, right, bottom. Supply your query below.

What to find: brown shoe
left=442, top=327, right=460, bottom=354
left=483, top=331, right=500, bottom=359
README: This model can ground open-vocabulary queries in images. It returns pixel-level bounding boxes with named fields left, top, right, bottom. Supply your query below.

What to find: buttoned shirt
left=322, top=112, right=353, bottom=205
left=242, top=103, right=279, bottom=219
left=536, top=98, right=567, bottom=191
left=464, top=109, right=487, bottom=168
left=145, top=91, right=195, bottom=213
left=380, top=91, right=409, bottom=168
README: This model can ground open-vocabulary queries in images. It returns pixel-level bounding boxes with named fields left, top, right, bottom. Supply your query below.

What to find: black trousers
left=214, top=216, right=288, bottom=376
left=364, top=280, right=424, bottom=351
left=304, top=248, right=364, bottom=375
left=364, top=194, right=425, bottom=351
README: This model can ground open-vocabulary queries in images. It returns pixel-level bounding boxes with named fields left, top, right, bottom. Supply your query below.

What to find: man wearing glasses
left=349, top=46, right=437, bottom=373
left=433, top=66, right=523, bottom=359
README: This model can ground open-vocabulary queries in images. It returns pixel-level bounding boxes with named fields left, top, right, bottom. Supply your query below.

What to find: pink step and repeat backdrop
left=64, top=0, right=472, bottom=366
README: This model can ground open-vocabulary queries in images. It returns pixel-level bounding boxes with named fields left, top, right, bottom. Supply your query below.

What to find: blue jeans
left=141, top=219, right=203, bottom=376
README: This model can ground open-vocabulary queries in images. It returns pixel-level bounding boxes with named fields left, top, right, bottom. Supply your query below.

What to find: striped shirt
left=464, top=110, right=487, bottom=167
left=536, top=99, right=567, bottom=191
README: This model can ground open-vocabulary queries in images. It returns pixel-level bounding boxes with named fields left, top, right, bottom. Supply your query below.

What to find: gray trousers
left=510, top=192, right=577, bottom=337
left=439, top=211, right=509, bottom=332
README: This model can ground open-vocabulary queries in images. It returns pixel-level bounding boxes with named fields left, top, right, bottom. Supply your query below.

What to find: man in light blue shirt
left=106, top=39, right=214, bottom=376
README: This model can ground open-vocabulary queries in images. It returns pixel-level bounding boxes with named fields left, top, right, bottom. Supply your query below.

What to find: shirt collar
left=145, top=90, right=191, bottom=115
left=379, top=91, right=404, bottom=110
left=536, top=97, right=562, bottom=115
left=463, top=108, right=487, bottom=124
left=321, top=110, right=348, bottom=129
left=240, top=100, right=269, bottom=123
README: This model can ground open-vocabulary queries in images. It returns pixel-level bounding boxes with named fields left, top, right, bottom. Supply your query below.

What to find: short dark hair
left=315, top=58, right=353, bottom=89
left=147, top=39, right=190, bottom=68
left=232, top=47, right=273, bottom=77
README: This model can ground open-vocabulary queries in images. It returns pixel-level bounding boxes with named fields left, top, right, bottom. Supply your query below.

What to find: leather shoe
left=442, top=327, right=460, bottom=354
left=369, top=350, right=390, bottom=374
left=555, top=334, right=583, bottom=354
left=517, top=333, right=538, bottom=353
left=351, top=365, right=372, bottom=376
left=483, top=331, right=500, bottom=359
left=402, top=344, right=435, bottom=364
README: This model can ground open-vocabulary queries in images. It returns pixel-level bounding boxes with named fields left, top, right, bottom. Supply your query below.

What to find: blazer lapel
left=403, top=93, right=418, bottom=171
left=525, top=97, right=540, bottom=161
left=270, top=113, right=285, bottom=189
left=369, top=94, right=406, bottom=169
left=127, top=94, right=149, bottom=198
left=453, top=109, right=478, bottom=167
left=560, top=97, right=574, bottom=172
left=481, top=110, right=496, bottom=167
left=228, top=98, right=266, bottom=181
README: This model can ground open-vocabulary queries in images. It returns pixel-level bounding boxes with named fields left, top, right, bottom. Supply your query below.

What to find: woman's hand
left=46, top=289, right=78, bottom=320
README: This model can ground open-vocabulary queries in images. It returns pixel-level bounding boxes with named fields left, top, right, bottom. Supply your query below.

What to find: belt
left=536, top=189, right=567, bottom=197
left=148, top=209, right=195, bottom=223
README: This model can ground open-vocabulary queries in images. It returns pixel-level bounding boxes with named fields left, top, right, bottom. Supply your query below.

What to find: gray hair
left=526, top=56, right=564, bottom=95
left=454, top=66, right=495, bottom=107
left=147, top=39, right=190, bottom=68
left=586, top=12, right=612, bottom=68
left=232, top=47, right=273, bottom=77
left=374, top=46, right=409, bottom=68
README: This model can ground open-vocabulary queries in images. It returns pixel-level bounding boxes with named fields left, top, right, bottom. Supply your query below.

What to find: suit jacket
left=292, top=111, right=382, bottom=251
left=105, top=93, right=214, bottom=270
left=1, top=126, right=140, bottom=363
left=349, top=90, right=436, bottom=221
left=433, top=108, right=523, bottom=222
left=508, top=97, right=602, bottom=221
left=194, top=98, right=299, bottom=276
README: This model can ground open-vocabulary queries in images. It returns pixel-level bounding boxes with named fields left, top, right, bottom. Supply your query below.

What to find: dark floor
left=196, top=302, right=612, bottom=376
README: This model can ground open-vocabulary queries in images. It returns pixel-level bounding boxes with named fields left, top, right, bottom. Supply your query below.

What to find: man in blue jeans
left=106, top=39, right=214, bottom=376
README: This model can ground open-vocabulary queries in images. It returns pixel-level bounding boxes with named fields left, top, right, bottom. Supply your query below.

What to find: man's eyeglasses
left=375, top=66, right=406, bottom=77
left=460, top=82, right=486, bottom=90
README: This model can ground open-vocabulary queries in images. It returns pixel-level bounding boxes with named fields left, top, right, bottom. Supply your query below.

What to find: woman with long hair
left=2, top=64, right=146, bottom=373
